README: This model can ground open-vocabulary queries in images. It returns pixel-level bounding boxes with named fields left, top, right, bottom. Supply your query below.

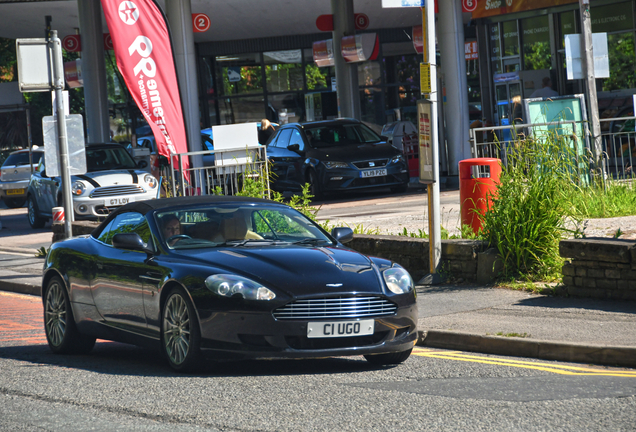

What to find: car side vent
left=272, top=296, right=397, bottom=320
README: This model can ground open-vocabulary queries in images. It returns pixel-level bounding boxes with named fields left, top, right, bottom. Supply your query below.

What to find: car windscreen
left=86, top=146, right=138, bottom=172
left=304, top=123, right=382, bottom=148
left=2, top=151, right=43, bottom=167
left=155, top=204, right=332, bottom=250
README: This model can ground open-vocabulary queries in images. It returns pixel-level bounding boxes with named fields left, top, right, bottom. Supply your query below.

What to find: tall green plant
left=480, top=134, right=581, bottom=280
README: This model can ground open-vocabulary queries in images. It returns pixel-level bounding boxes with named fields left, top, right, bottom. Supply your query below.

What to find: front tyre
left=161, top=287, right=202, bottom=372
left=44, top=276, right=95, bottom=354
left=27, top=195, right=46, bottom=229
left=364, top=348, right=412, bottom=366
left=308, top=170, right=323, bottom=201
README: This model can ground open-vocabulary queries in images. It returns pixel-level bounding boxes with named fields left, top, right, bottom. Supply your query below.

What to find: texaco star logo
left=118, top=1, right=139, bottom=25
left=506, top=0, right=513, bottom=6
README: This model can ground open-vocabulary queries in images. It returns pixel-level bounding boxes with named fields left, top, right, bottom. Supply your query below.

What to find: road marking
left=413, top=348, right=636, bottom=377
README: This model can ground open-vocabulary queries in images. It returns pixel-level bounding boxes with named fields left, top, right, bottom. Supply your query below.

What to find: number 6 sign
left=462, top=0, right=478, bottom=12
left=192, top=13, right=211, bottom=33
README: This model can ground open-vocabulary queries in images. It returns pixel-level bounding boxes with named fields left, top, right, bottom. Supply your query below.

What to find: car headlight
left=144, top=174, right=157, bottom=188
left=382, top=266, right=414, bottom=294
left=390, top=154, right=405, bottom=164
left=71, top=180, right=86, bottom=196
left=323, top=161, right=349, bottom=169
left=205, top=275, right=276, bottom=301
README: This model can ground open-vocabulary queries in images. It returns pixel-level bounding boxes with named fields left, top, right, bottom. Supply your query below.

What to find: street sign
left=315, top=13, right=371, bottom=32
left=382, top=0, right=424, bottom=7
left=103, top=33, right=113, bottom=50
left=192, top=13, right=211, bottom=33
left=16, top=38, right=63, bottom=92
left=420, top=63, right=431, bottom=94
left=62, top=35, right=81, bottom=52
left=462, top=0, right=478, bottom=13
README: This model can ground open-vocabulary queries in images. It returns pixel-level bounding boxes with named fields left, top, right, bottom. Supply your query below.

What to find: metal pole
left=331, top=0, right=361, bottom=119
left=50, top=31, right=73, bottom=238
left=579, top=0, right=603, bottom=172
left=427, top=4, right=441, bottom=281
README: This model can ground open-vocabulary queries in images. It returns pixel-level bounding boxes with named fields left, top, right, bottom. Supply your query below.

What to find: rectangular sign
left=16, top=38, right=63, bottom=93
left=420, top=63, right=431, bottom=95
left=471, top=0, right=577, bottom=18
left=417, top=99, right=435, bottom=183
left=382, top=0, right=424, bottom=7
left=565, top=33, right=610, bottom=80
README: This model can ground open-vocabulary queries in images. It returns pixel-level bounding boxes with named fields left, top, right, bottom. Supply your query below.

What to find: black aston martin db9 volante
left=43, top=195, right=418, bottom=371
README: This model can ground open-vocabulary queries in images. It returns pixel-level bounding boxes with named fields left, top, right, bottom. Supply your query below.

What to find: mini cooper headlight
left=382, top=266, right=414, bottom=294
left=390, top=154, right=405, bottom=164
left=205, top=275, right=276, bottom=301
left=323, top=161, right=349, bottom=169
left=71, top=180, right=86, bottom=196
left=144, top=174, right=157, bottom=188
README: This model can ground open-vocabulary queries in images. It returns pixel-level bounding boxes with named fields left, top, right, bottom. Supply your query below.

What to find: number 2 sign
left=192, top=13, right=211, bottom=33
left=462, top=0, right=478, bottom=12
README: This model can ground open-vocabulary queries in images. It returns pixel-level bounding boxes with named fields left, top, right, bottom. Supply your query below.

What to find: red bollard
left=459, top=158, right=502, bottom=234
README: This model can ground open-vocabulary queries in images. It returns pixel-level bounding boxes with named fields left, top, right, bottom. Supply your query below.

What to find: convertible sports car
left=43, top=196, right=418, bottom=371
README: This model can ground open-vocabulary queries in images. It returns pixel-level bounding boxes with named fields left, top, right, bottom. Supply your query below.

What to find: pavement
left=1, top=206, right=636, bottom=369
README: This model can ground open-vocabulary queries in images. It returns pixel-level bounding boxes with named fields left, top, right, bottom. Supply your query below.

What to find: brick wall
left=560, top=239, right=636, bottom=300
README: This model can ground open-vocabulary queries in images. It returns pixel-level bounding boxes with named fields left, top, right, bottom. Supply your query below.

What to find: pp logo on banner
left=119, top=1, right=140, bottom=25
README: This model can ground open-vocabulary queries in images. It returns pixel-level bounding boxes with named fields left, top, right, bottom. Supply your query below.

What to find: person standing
left=530, top=77, right=559, bottom=98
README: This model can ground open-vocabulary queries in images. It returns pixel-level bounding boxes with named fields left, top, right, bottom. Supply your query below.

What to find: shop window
left=360, top=87, right=384, bottom=125
left=502, top=21, right=519, bottom=57
left=200, top=56, right=215, bottom=97
left=268, top=93, right=304, bottom=124
left=602, top=32, right=636, bottom=92
left=358, top=61, right=382, bottom=86
left=591, top=2, right=633, bottom=34
left=303, top=48, right=332, bottom=91
left=215, top=53, right=262, bottom=96
left=395, top=54, right=419, bottom=86
left=490, top=24, right=502, bottom=74
left=217, top=96, right=266, bottom=125
left=559, top=11, right=577, bottom=49
left=264, top=50, right=303, bottom=93
left=522, top=16, right=551, bottom=70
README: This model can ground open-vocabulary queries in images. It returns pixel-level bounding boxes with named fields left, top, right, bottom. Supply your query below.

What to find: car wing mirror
left=331, top=227, right=354, bottom=244
left=137, top=160, right=148, bottom=169
left=112, top=233, right=152, bottom=253
left=287, top=144, right=301, bottom=153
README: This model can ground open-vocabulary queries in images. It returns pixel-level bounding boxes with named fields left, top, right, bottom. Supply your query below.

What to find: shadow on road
left=0, top=341, right=394, bottom=377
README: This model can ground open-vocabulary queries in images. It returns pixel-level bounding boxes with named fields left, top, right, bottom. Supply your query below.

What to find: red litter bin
left=459, top=158, right=502, bottom=234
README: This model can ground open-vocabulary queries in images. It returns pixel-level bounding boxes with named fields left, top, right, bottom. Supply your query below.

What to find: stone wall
left=349, top=235, right=496, bottom=283
left=560, top=238, right=636, bottom=300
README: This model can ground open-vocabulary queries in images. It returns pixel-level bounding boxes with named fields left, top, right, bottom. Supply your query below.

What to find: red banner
left=100, top=0, right=189, bottom=177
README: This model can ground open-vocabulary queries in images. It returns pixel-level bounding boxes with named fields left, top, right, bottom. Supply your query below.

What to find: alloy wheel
left=45, top=281, right=67, bottom=347
left=163, top=294, right=191, bottom=365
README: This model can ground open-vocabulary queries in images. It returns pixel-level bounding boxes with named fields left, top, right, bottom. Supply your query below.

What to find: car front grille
left=352, top=159, right=388, bottom=169
left=272, top=296, right=397, bottom=320
left=90, top=185, right=145, bottom=198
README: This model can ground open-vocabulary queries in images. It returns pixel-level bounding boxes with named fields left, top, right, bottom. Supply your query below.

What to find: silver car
left=0, top=148, right=44, bottom=208
left=26, top=143, right=158, bottom=228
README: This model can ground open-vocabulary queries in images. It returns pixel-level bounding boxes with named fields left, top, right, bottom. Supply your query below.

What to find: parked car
left=266, top=118, right=410, bottom=199
left=381, top=121, right=417, bottom=153
left=26, top=143, right=158, bottom=228
left=0, top=147, right=44, bottom=208
left=42, top=195, right=417, bottom=371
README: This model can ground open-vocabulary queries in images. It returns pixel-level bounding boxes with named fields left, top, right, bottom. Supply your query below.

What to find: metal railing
left=599, top=116, right=636, bottom=180
left=469, top=120, right=584, bottom=167
left=165, top=145, right=270, bottom=198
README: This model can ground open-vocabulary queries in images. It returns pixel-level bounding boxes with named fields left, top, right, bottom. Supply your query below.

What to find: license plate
left=360, top=168, right=387, bottom=178
left=108, top=197, right=132, bottom=206
left=6, top=188, right=25, bottom=195
left=307, top=319, right=374, bottom=338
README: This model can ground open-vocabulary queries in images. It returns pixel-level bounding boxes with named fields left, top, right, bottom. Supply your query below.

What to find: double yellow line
left=413, top=348, right=636, bottom=377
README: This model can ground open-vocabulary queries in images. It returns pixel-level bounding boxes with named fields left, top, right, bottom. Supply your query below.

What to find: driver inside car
left=161, top=214, right=182, bottom=246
